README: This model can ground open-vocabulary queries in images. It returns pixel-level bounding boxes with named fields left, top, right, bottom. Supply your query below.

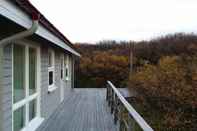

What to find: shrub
left=128, top=55, right=197, bottom=130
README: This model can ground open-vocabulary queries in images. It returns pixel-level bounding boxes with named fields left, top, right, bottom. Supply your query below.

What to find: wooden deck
left=38, top=88, right=118, bottom=131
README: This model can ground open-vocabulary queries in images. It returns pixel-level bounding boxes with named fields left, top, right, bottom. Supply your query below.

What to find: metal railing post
left=106, top=84, right=109, bottom=101
left=108, top=87, right=111, bottom=106
left=114, top=94, right=119, bottom=124
left=111, top=90, right=114, bottom=114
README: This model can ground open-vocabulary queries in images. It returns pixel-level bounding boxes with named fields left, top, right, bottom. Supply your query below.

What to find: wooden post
left=129, top=43, right=134, bottom=75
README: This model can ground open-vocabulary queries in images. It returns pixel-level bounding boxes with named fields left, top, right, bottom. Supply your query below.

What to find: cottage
left=0, top=0, right=80, bottom=131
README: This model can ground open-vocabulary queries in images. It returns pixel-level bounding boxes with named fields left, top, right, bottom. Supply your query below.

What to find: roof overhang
left=0, top=0, right=80, bottom=57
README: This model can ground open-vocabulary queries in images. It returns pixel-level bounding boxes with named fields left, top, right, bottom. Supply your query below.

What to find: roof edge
left=15, top=0, right=80, bottom=56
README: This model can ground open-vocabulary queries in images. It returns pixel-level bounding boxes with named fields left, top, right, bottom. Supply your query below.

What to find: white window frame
left=12, top=41, right=43, bottom=131
left=65, top=55, right=70, bottom=81
left=48, top=49, right=57, bottom=92
left=60, top=54, right=65, bottom=80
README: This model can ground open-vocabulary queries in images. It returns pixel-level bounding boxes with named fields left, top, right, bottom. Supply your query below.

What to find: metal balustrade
left=106, top=81, right=154, bottom=131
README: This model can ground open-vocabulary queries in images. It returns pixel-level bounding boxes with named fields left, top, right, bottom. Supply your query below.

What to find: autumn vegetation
left=75, top=33, right=197, bottom=130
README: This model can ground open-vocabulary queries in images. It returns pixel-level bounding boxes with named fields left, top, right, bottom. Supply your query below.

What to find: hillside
left=75, top=33, right=197, bottom=88
left=74, top=33, right=197, bottom=130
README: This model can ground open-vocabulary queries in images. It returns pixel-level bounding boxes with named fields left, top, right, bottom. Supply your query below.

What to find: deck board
left=37, top=88, right=118, bottom=131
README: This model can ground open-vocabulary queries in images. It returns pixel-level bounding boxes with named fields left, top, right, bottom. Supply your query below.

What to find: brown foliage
left=128, top=55, right=197, bottom=129
left=77, top=51, right=129, bottom=88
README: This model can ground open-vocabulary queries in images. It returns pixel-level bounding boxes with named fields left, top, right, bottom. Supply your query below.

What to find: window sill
left=48, top=85, right=58, bottom=93
left=21, top=117, right=44, bottom=131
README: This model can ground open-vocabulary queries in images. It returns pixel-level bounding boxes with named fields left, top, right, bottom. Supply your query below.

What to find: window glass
left=48, top=49, right=55, bottom=87
left=68, top=57, right=71, bottom=78
left=14, top=106, right=25, bottom=131
left=29, top=48, right=36, bottom=95
left=65, top=68, right=68, bottom=78
left=61, top=70, right=63, bottom=79
left=14, top=44, right=25, bottom=103
left=13, top=44, right=39, bottom=131
left=61, top=57, right=64, bottom=79
left=49, top=71, right=53, bottom=85
left=64, top=56, right=69, bottom=79
left=29, top=99, right=37, bottom=121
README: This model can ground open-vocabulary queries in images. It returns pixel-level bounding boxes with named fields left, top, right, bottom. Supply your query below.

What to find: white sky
left=31, top=0, right=197, bottom=43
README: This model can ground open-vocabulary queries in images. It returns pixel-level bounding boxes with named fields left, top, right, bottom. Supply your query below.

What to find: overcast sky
left=31, top=0, right=197, bottom=43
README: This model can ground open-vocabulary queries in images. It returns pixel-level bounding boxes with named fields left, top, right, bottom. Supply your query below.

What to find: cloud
left=31, top=0, right=197, bottom=43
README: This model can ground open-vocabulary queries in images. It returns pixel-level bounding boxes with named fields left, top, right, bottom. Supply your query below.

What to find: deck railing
left=106, top=81, right=154, bottom=131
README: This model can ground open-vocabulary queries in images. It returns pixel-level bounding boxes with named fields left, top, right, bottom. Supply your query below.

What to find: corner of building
left=0, top=47, right=3, bottom=131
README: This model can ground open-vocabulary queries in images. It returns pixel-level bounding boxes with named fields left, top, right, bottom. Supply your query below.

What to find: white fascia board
left=0, top=0, right=80, bottom=57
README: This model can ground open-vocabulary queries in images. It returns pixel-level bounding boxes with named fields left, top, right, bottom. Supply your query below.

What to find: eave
left=0, top=0, right=80, bottom=57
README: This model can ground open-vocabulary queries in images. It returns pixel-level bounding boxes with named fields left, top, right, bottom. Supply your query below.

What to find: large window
left=13, top=44, right=25, bottom=103
left=48, top=49, right=55, bottom=88
left=13, top=44, right=40, bottom=131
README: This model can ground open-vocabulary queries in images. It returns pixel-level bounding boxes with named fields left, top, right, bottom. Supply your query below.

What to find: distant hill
left=75, top=33, right=197, bottom=64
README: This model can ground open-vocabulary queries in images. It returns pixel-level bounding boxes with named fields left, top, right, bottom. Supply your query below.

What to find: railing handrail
left=107, top=81, right=154, bottom=131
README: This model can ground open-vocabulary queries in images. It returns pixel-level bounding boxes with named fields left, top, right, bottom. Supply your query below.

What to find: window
left=29, top=99, right=36, bottom=121
left=14, top=106, right=25, bottom=131
left=48, top=49, right=55, bottom=88
left=64, top=55, right=69, bottom=80
left=13, top=44, right=25, bottom=103
left=60, top=55, right=64, bottom=79
left=29, top=48, right=37, bottom=95
left=13, top=44, right=40, bottom=131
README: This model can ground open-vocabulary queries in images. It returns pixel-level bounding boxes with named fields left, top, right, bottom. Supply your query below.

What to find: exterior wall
left=40, top=46, right=62, bottom=119
left=37, top=53, right=73, bottom=131
left=69, top=56, right=73, bottom=88
left=1, top=44, right=12, bottom=131
left=65, top=81, right=72, bottom=91
left=63, top=54, right=72, bottom=91
left=0, top=39, right=74, bottom=131
left=71, top=57, right=75, bottom=88
left=0, top=48, right=2, bottom=131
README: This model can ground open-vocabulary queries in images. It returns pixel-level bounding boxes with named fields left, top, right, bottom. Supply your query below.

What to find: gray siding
left=38, top=52, right=73, bottom=131
left=0, top=40, right=74, bottom=131
left=40, top=46, right=62, bottom=119
left=0, top=48, right=2, bottom=131
left=1, top=44, right=12, bottom=131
